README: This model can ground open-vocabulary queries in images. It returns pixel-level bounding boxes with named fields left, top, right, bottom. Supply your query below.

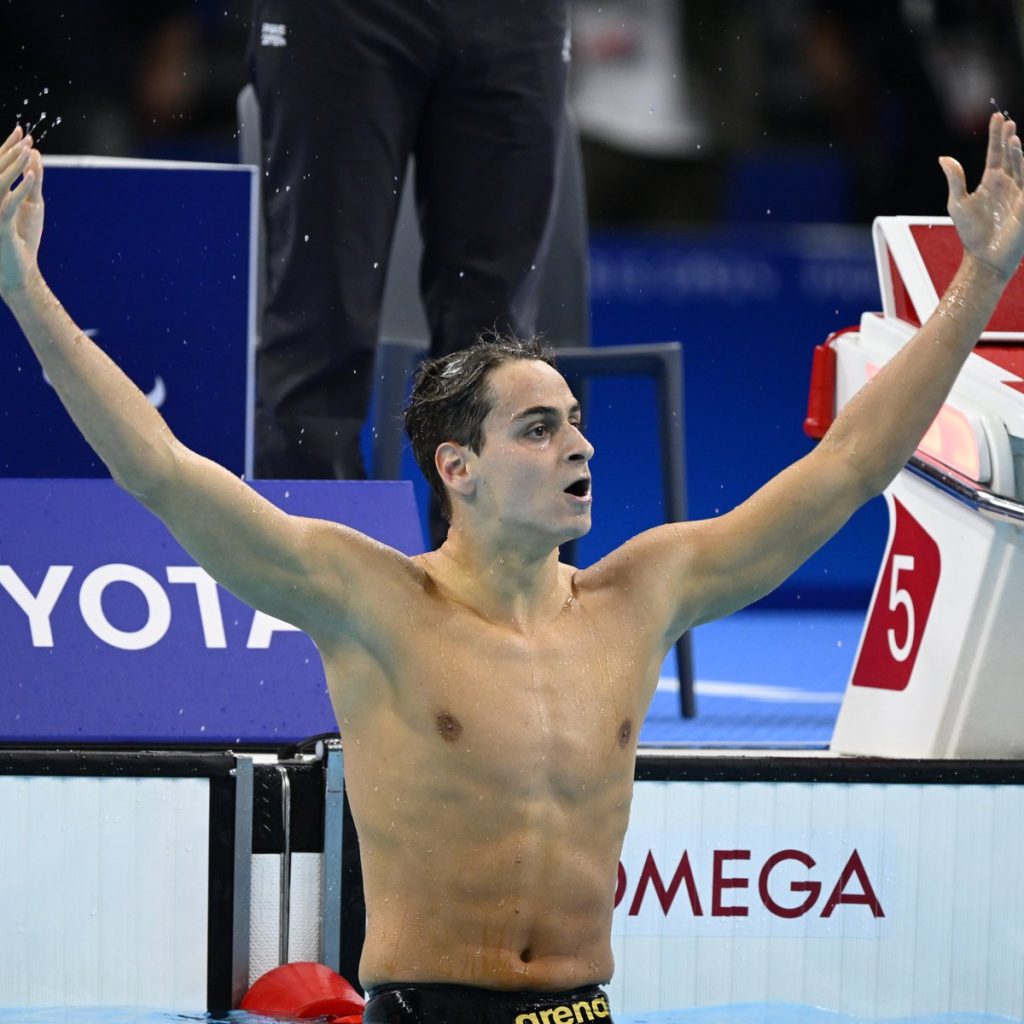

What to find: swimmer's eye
left=526, top=423, right=549, bottom=438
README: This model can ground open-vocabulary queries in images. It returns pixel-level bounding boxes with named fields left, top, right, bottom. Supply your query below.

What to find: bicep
left=612, top=446, right=871, bottom=637
left=686, top=447, right=871, bottom=624
left=137, top=444, right=354, bottom=635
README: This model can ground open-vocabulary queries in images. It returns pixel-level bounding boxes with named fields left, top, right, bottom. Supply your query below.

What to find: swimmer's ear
left=435, top=441, right=475, bottom=498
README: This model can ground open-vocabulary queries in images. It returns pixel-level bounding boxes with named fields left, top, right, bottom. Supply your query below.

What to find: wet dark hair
left=404, top=332, right=557, bottom=520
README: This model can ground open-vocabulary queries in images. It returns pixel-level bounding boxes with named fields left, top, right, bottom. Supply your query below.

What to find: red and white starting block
left=806, top=217, right=1024, bottom=757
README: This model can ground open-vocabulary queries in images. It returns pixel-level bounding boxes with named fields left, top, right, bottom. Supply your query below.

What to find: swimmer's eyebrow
left=512, top=403, right=581, bottom=423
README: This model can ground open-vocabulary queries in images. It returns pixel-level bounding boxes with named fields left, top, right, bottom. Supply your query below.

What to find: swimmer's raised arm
left=610, top=112, right=1024, bottom=642
left=0, top=127, right=400, bottom=641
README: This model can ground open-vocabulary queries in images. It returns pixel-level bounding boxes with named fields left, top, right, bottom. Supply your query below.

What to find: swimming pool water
left=622, top=1006, right=1021, bottom=1024
left=0, top=1006, right=1018, bottom=1024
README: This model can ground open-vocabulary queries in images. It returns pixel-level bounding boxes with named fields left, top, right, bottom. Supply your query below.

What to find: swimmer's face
left=469, top=359, right=594, bottom=545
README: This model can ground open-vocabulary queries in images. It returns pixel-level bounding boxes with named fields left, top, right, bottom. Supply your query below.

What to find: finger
left=0, top=144, right=30, bottom=194
left=986, top=111, right=1004, bottom=174
left=0, top=125, right=23, bottom=159
left=1009, top=132, right=1024, bottom=189
left=0, top=133, right=29, bottom=175
left=0, top=168, right=35, bottom=225
left=1002, top=118, right=1017, bottom=175
left=27, top=150, right=43, bottom=202
left=939, top=156, right=967, bottom=206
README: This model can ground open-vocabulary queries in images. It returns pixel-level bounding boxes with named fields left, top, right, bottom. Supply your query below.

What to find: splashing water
left=991, top=97, right=1012, bottom=119
left=14, top=87, right=62, bottom=145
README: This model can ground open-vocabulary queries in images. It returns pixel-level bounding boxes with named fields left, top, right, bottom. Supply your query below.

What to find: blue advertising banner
left=0, top=158, right=255, bottom=477
left=579, top=225, right=886, bottom=605
left=0, top=479, right=425, bottom=744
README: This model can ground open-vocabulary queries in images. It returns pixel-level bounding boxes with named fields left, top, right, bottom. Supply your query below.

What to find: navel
left=436, top=711, right=463, bottom=743
left=617, top=718, right=633, bottom=749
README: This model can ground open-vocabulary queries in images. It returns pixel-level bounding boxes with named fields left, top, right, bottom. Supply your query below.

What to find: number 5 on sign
left=886, top=555, right=916, bottom=662
left=852, top=499, right=941, bottom=691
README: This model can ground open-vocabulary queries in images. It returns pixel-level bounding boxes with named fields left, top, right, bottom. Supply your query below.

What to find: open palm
left=940, top=112, right=1024, bottom=280
left=0, top=126, right=45, bottom=296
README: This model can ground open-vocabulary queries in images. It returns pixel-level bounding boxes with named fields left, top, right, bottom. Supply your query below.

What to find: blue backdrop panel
left=0, top=158, right=254, bottom=477
left=0, top=479, right=425, bottom=744
left=581, top=225, right=887, bottom=606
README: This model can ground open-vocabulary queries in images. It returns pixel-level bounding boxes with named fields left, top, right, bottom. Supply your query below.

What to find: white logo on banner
left=146, top=375, right=167, bottom=409
left=261, top=22, right=287, bottom=47
left=614, top=826, right=892, bottom=939
left=0, top=563, right=302, bottom=651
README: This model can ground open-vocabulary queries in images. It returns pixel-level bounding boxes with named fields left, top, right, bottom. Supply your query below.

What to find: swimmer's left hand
left=0, top=125, right=45, bottom=299
left=940, top=111, right=1024, bottom=282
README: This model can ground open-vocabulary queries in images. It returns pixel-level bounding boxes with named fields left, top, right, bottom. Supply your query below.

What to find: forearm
left=4, top=269, right=179, bottom=498
left=819, top=252, right=1009, bottom=495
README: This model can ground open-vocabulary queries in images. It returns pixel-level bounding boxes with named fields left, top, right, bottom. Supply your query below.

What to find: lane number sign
left=851, top=498, right=941, bottom=691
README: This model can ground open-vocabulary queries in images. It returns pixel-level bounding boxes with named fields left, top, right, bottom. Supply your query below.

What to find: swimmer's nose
left=567, top=425, right=594, bottom=463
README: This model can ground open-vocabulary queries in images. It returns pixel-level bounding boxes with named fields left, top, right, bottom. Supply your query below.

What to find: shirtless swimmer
left=1, top=115, right=1023, bottom=1023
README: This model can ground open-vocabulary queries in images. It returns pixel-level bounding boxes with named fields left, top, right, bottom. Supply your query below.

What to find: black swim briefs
left=362, top=982, right=616, bottom=1023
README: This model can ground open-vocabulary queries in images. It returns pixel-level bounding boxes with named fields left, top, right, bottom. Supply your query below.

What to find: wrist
left=2, top=266, right=46, bottom=309
left=961, top=249, right=1016, bottom=289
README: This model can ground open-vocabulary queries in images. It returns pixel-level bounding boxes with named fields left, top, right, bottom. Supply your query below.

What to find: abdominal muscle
left=354, top=789, right=627, bottom=991
left=339, top=692, right=637, bottom=992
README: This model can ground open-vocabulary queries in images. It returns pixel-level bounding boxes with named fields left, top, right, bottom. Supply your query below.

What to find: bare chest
left=373, top=604, right=651, bottom=800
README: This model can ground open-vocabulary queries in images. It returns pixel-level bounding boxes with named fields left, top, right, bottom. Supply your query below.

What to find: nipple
left=617, top=719, right=633, bottom=749
left=436, top=711, right=463, bottom=743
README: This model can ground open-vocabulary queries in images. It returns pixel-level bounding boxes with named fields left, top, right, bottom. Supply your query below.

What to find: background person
left=249, top=0, right=571, bottom=498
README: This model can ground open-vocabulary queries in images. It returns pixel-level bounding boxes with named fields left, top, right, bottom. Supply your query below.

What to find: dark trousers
left=250, top=0, right=569, bottom=479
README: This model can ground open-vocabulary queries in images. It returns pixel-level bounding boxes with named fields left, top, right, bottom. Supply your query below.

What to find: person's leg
left=413, top=0, right=568, bottom=543
left=413, top=0, right=570, bottom=359
left=250, top=0, right=437, bottom=478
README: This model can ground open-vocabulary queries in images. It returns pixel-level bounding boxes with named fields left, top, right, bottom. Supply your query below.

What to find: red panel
left=910, top=224, right=1024, bottom=333
left=887, top=249, right=920, bottom=327
left=851, top=498, right=941, bottom=692
left=975, top=344, right=1024, bottom=392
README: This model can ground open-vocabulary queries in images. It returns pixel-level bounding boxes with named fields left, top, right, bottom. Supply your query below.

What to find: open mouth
left=564, top=478, right=591, bottom=499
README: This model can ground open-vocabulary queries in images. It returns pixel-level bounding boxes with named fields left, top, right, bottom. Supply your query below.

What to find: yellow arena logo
left=514, top=994, right=611, bottom=1023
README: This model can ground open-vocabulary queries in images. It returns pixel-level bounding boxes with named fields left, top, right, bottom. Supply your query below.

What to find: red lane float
left=241, top=962, right=364, bottom=1022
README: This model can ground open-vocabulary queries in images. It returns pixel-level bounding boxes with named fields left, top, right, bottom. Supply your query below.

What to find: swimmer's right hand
left=0, top=126, right=45, bottom=299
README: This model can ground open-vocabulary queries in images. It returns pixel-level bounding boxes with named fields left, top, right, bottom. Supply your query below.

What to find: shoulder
left=571, top=521, right=707, bottom=637
left=299, top=518, right=432, bottom=642
left=573, top=520, right=700, bottom=598
left=576, top=521, right=700, bottom=587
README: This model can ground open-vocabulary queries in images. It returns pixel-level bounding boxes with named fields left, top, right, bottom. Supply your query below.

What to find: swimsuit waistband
left=365, top=981, right=608, bottom=1001
left=362, top=981, right=615, bottom=1023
